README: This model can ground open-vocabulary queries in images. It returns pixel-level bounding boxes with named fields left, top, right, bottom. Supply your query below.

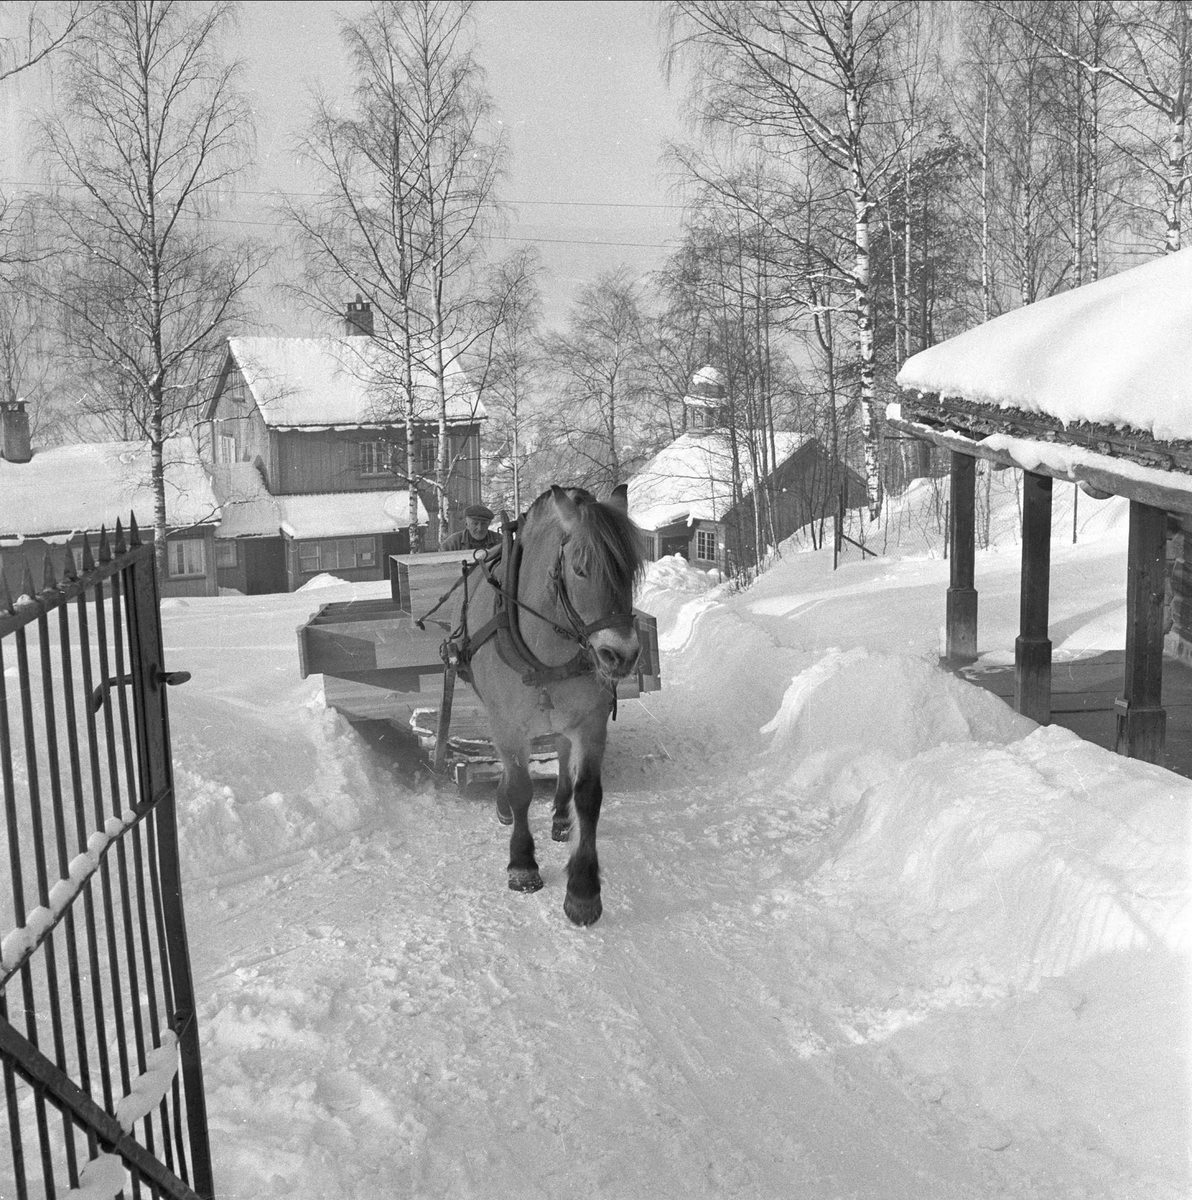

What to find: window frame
left=694, top=528, right=717, bottom=561
left=298, top=536, right=378, bottom=574
left=215, top=540, right=238, bottom=569
left=359, top=439, right=389, bottom=477
left=166, top=537, right=207, bottom=579
left=417, top=433, right=438, bottom=478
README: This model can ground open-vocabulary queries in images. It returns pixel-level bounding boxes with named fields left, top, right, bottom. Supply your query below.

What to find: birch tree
left=40, top=0, right=260, bottom=580
left=1001, top=0, right=1192, bottom=255
left=670, top=0, right=913, bottom=518
left=539, top=270, right=650, bottom=493
left=469, top=248, right=542, bottom=515
left=290, top=0, right=504, bottom=544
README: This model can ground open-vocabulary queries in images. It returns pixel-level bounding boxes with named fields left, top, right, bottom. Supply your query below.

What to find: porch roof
left=212, top=466, right=428, bottom=540
left=896, top=248, right=1192, bottom=444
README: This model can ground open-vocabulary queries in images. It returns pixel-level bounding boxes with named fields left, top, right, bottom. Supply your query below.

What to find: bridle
left=546, top=538, right=636, bottom=645
left=427, top=509, right=637, bottom=691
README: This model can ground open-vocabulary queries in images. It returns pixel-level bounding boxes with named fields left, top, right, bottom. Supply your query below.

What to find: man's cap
left=464, top=503, right=494, bottom=521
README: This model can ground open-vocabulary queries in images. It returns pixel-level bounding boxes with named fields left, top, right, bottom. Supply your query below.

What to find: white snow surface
left=0, top=435, right=217, bottom=538
left=126, top=471, right=1188, bottom=1198
left=896, top=247, right=1192, bottom=440
left=228, top=337, right=484, bottom=429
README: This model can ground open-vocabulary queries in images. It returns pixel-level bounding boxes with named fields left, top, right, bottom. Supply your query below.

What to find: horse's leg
left=563, top=716, right=608, bottom=927
left=551, top=734, right=573, bottom=842
left=498, top=746, right=542, bottom=893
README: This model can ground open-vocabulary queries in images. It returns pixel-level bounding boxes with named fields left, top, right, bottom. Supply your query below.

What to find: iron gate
left=0, top=520, right=214, bottom=1200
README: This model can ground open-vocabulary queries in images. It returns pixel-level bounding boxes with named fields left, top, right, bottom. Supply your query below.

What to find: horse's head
left=545, top=484, right=644, bottom=680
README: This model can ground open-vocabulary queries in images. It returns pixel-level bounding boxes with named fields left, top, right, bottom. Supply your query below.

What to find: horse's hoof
left=563, top=891, right=602, bottom=926
left=496, top=800, right=513, bottom=825
left=508, top=867, right=543, bottom=892
left=551, top=819, right=571, bottom=842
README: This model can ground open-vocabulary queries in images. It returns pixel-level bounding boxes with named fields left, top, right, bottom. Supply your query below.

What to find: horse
left=449, top=484, right=645, bottom=926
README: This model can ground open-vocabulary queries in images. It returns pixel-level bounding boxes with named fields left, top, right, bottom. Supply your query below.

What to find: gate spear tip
left=97, top=526, right=111, bottom=564
left=114, top=519, right=126, bottom=555
left=80, top=533, right=95, bottom=572
left=128, top=512, right=141, bottom=548
left=0, top=570, right=12, bottom=613
left=20, top=560, right=36, bottom=601
left=41, top=550, right=57, bottom=593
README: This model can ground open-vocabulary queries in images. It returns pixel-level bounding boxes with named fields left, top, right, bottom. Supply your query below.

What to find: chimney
left=0, top=400, right=31, bottom=463
left=343, top=295, right=374, bottom=337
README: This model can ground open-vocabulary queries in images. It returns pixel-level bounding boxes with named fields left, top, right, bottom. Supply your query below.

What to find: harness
left=417, top=510, right=635, bottom=695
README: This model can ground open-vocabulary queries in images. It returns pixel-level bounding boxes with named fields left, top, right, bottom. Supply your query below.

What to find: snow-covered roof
left=685, top=365, right=727, bottom=403
left=896, top=248, right=1192, bottom=442
left=628, top=430, right=810, bottom=532
left=0, top=435, right=218, bottom=541
left=211, top=463, right=428, bottom=540
left=227, top=336, right=485, bottom=429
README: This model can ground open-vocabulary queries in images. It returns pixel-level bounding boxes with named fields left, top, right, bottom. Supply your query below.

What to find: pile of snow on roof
left=896, top=247, right=1192, bottom=442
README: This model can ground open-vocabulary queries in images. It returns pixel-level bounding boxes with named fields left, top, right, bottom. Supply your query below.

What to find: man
left=440, top=503, right=501, bottom=553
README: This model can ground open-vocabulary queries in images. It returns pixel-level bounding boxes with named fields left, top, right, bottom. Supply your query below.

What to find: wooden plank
left=886, top=413, right=1192, bottom=517
left=300, top=610, right=446, bottom=677
left=904, top=394, right=1192, bottom=474
left=391, top=551, right=475, bottom=615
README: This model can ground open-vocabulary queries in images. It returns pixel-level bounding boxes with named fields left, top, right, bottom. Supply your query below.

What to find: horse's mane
left=526, top=487, right=645, bottom=597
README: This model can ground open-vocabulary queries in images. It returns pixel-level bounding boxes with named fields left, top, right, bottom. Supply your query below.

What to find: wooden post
left=1015, top=470, right=1052, bottom=724
left=946, top=452, right=978, bottom=664
left=1115, top=500, right=1167, bottom=764
left=433, top=666, right=457, bottom=774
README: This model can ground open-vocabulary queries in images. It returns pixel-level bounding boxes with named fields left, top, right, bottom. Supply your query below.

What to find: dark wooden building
left=199, top=301, right=485, bottom=594
left=0, top=406, right=220, bottom=598
left=628, top=367, right=865, bottom=574
left=891, top=248, right=1192, bottom=767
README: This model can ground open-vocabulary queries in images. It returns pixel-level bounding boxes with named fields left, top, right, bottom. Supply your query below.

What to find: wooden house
left=890, top=247, right=1192, bottom=767
left=199, top=300, right=484, bottom=594
left=628, top=366, right=865, bottom=574
left=0, top=404, right=219, bottom=598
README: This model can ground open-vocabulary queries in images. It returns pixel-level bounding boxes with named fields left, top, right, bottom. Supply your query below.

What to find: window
left=695, top=528, right=717, bottom=561
left=226, top=369, right=247, bottom=404
left=167, top=538, right=207, bottom=578
left=298, top=537, right=378, bottom=574
left=418, top=434, right=438, bottom=477
left=217, top=433, right=237, bottom=464
left=360, top=439, right=389, bottom=476
left=215, top=541, right=238, bottom=569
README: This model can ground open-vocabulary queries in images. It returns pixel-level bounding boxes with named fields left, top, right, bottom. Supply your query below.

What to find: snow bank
left=750, top=645, right=1190, bottom=995
left=822, top=724, right=1192, bottom=987
left=173, top=692, right=400, bottom=881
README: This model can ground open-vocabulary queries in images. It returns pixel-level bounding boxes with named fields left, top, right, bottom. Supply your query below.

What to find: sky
left=235, top=0, right=692, bottom=330
left=5, top=469, right=1189, bottom=1199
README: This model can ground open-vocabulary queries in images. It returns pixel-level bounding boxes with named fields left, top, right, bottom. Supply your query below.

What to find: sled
left=297, top=551, right=661, bottom=788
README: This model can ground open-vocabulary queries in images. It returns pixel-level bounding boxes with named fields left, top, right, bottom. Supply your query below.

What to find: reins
left=426, top=505, right=634, bottom=691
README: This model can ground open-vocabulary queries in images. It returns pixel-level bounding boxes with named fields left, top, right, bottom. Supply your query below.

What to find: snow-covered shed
left=891, top=247, right=1192, bottom=765
left=0, top=410, right=220, bottom=598
left=629, top=366, right=864, bottom=574
left=201, top=300, right=486, bottom=593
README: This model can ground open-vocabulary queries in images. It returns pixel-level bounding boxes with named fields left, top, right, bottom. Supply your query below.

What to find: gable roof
left=222, top=336, right=484, bottom=429
left=896, top=248, right=1192, bottom=442
left=628, top=430, right=810, bottom=532
left=210, top=463, right=428, bottom=539
left=0, top=435, right=218, bottom=542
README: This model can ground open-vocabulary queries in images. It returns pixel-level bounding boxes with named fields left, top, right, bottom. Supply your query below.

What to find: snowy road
left=166, top=481, right=1188, bottom=1199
